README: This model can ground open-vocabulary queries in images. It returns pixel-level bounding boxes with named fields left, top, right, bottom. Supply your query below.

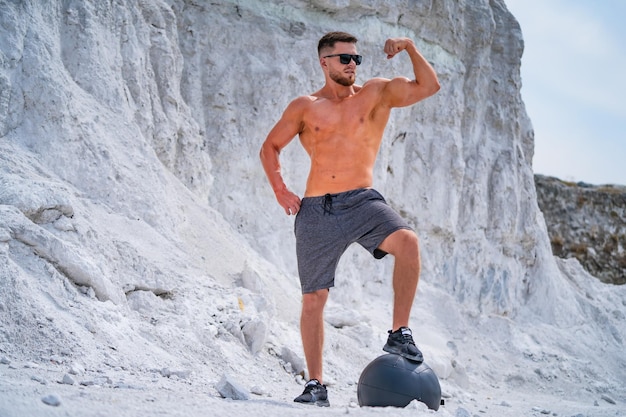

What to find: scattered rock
left=126, top=289, right=162, bottom=313
left=241, top=319, right=267, bottom=355
left=455, top=407, right=471, bottom=417
left=250, top=385, right=269, bottom=396
left=324, top=307, right=361, bottom=328
left=450, top=359, right=469, bottom=389
left=80, top=375, right=112, bottom=386
left=279, top=347, right=305, bottom=375
left=601, top=394, right=616, bottom=405
left=406, top=399, right=429, bottom=410
left=0, top=356, right=10, bottom=365
left=531, top=406, right=551, bottom=414
left=31, top=375, right=47, bottom=385
left=41, top=394, right=61, bottom=407
left=68, top=362, right=85, bottom=375
left=240, top=264, right=262, bottom=292
left=215, top=374, right=250, bottom=400
left=61, top=374, right=75, bottom=385
left=160, top=368, right=191, bottom=379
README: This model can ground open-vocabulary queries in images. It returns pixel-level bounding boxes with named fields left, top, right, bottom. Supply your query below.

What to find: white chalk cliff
left=0, top=1, right=624, bottom=415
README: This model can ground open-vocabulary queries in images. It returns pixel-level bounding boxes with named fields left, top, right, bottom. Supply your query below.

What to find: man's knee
left=380, top=229, right=420, bottom=258
left=302, top=289, right=329, bottom=315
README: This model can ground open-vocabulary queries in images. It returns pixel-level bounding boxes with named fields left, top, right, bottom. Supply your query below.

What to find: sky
left=505, top=0, right=626, bottom=185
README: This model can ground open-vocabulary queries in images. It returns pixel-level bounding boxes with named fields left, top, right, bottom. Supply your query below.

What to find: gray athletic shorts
left=294, top=188, right=413, bottom=293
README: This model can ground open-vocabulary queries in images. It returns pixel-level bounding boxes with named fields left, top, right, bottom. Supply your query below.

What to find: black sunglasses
left=323, top=54, right=362, bottom=65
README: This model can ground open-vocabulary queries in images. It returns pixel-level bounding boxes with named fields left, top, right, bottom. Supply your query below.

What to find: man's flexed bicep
left=381, top=38, right=440, bottom=108
left=260, top=98, right=306, bottom=215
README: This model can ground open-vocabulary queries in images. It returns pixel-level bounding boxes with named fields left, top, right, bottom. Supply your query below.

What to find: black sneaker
left=383, top=327, right=424, bottom=362
left=293, top=379, right=330, bottom=407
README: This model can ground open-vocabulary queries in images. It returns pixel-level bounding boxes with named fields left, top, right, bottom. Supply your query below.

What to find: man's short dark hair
left=318, top=31, right=358, bottom=56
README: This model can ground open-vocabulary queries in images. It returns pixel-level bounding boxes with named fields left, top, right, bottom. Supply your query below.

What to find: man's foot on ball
left=383, top=327, right=424, bottom=363
left=293, top=379, right=330, bottom=407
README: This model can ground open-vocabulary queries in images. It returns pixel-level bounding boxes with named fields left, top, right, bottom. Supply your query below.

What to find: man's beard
left=329, top=69, right=355, bottom=86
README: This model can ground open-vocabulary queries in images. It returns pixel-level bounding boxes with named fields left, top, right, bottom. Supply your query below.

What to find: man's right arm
left=259, top=98, right=305, bottom=216
left=381, top=38, right=440, bottom=108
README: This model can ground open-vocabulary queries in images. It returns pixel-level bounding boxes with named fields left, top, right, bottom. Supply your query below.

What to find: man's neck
left=320, top=82, right=357, bottom=100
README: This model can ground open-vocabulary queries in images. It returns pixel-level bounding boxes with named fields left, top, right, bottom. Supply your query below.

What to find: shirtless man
left=260, top=31, right=439, bottom=406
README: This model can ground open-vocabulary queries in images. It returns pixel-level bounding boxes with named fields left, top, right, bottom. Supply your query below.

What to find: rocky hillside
left=535, top=174, right=626, bottom=285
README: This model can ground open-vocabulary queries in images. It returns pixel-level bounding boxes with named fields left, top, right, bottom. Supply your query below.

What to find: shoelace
left=304, top=379, right=322, bottom=392
left=397, top=328, right=416, bottom=345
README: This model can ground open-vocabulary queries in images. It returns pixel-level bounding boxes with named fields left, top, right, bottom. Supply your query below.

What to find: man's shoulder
left=362, top=77, right=390, bottom=89
left=286, top=94, right=318, bottom=109
left=282, top=95, right=315, bottom=117
left=286, top=93, right=331, bottom=114
left=293, top=94, right=318, bottom=103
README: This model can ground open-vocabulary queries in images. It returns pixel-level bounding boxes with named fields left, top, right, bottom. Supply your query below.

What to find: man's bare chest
left=303, top=99, right=378, bottom=135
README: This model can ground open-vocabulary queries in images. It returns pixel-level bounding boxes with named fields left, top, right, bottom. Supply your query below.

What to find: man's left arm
left=382, top=37, right=440, bottom=108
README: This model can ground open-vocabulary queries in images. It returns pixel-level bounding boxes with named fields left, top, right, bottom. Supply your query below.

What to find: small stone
left=0, top=356, right=10, bottom=365
left=601, top=394, right=616, bottom=405
left=250, top=385, right=269, bottom=396
left=280, top=347, right=305, bottom=375
left=94, top=375, right=112, bottom=386
left=215, top=374, right=250, bottom=400
left=68, top=362, right=85, bottom=375
left=407, top=399, right=429, bottom=410
left=455, top=407, right=471, bottom=417
left=61, top=374, right=75, bottom=385
left=160, top=368, right=191, bottom=379
left=31, top=375, right=47, bottom=385
left=42, top=394, right=61, bottom=407
left=241, top=319, right=267, bottom=355
left=80, top=375, right=111, bottom=386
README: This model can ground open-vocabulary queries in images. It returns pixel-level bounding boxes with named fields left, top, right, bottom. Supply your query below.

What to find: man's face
left=323, top=42, right=358, bottom=86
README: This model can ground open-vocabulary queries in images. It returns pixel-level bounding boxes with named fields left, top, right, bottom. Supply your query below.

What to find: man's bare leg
left=378, top=229, right=421, bottom=330
left=300, top=289, right=329, bottom=383
left=378, top=229, right=423, bottom=361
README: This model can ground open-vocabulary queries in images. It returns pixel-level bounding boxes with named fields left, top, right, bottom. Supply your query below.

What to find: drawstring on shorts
left=323, top=193, right=333, bottom=215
